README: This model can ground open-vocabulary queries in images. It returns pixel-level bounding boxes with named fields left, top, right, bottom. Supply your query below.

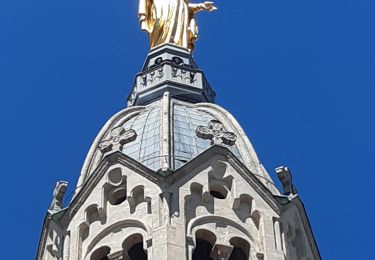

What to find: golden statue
left=138, top=0, right=217, bottom=52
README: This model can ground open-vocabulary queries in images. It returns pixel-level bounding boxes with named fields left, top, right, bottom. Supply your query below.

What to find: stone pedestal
left=127, top=44, right=216, bottom=107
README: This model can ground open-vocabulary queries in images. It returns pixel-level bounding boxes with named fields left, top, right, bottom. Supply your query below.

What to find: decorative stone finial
left=275, top=166, right=297, bottom=195
left=196, top=120, right=237, bottom=146
left=99, top=127, right=137, bottom=153
left=49, top=181, right=68, bottom=212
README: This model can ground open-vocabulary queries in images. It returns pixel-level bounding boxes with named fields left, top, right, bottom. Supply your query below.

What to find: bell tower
left=37, top=3, right=321, bottom=260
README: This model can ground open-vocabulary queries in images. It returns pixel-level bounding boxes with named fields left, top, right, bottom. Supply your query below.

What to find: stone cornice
left=36, top=213, right=50, bottom=260
left=64, top=145, right=282, bottom=224
left=36, top=211, right=67, bottom=260
left=283, top=196, right=322, bottom=260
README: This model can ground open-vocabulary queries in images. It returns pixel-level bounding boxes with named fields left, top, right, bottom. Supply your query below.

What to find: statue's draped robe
left=139, top=0, right=198, bottom=50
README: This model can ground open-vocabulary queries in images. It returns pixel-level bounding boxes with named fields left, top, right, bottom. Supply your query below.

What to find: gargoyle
left=275, top=166, right=297, bottom=195
left=49, top=181, right=68, bottom=212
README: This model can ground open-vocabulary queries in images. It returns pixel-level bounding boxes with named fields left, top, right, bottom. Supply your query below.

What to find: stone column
left=160, top=91, right=170, bottom=171
left=63, top=233, right=70, bottom=260
left=274, top=219, right=282, bottom=251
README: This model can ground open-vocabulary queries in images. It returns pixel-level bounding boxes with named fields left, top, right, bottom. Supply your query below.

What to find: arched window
left=192, top=230, right=217, bottom=260
left=229, top=237, right=250, bottom=260
left=123, top=234, right=147, bottom=260
left=86, top=205, right=101, bottom=225
left=193, top=239, right=214, bottom=260
left=128, top=242, right=147, bottom=260
left=90, top=246, right=110, bottom=260
left=78, top=223, right=89, bottom=260
left=106, top=168, right=127, bottom=205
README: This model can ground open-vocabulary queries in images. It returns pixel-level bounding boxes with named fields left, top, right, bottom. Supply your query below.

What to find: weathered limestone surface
left=37, top=46, right=320, bottom=260
left=37, top=149, right=320, bottom=260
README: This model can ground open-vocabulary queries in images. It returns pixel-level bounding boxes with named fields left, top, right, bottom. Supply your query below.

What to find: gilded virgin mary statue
left=138, top=0, right=217, bottom=51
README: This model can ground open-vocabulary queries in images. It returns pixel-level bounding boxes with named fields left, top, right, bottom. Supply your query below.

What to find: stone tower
left=37, top=43, right=321, bottom=260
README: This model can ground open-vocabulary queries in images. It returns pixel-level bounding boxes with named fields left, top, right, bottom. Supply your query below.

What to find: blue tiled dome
left=121, top=103, right=162, bottom=171
left=172, top=104, right=242, bottom=169
left=121, top=101, right=242, bottom=172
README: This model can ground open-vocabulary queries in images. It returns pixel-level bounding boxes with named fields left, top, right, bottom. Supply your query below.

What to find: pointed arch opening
left=122, top=233, right=147, bottom=260
left=229, top=237, right=250, bottom=260
left=106, top=168, right=127, bottom=206
left=192, top=229, right=217, bottom=260
left=86, top=205, right=101, bottom=225
left=90, top=246, right=110, bottom=260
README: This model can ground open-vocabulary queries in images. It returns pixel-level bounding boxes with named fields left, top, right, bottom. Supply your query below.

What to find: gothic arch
left=194, top=229, right=217, bottom=247
left=128, top=185, right=151, bottom=214
left=78, top=223, right=90, bottom=260
left=229, top=237, right=250, bottom=260
left=122, top=233, right=148, bottom=260
left=192, top=229, right=217, bottom=260
left=103, top=167, right=127, bottom=206
left=233, top=194, right=255, bottom=223
left=85, top=219, right=150, bottom=257
left=185, top=182, right=210, bottom=203
left=251, top=210, right=262, bottom=229
left=187, top=215, right=256, bottom=243
left=90, top=246, right=110, bottom=260
left=85, top=204, right=104, bottom=225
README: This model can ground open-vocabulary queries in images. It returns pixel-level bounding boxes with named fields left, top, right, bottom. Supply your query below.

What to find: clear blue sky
left=1, top=0, right=374, bottom=259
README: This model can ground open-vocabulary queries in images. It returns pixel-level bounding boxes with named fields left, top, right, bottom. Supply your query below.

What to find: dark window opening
left=210, top=190, right=226, bottom=199
left=229, top=247, right=247, bottom=260
left=90, top=246, right=110, bottom=260
left=128, top=242, right=147, bottom=260
left=229, top=237, right=250, bottom=260
left=192, top=239, right=214, bottom=260
left=110, top=188, right=127, bottom=205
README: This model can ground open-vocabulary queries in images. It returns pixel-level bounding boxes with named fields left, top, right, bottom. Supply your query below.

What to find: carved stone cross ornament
left=196, top=120, right=237, bottom=146
left=99, top=127, right=137, bottom=153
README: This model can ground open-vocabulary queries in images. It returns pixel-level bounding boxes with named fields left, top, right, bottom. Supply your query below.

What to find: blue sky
left=0, top=0, right=374, bottom=259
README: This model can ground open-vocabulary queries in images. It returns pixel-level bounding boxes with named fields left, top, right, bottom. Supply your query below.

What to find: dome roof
left=77, top=97, right=275, bottom=195
left=121, top=101, right=243, bottom=171
left=75, top=46, right=277, bottom=197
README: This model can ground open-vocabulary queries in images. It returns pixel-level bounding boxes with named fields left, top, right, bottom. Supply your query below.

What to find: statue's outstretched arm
left=188, top=1, right=217, bottom=13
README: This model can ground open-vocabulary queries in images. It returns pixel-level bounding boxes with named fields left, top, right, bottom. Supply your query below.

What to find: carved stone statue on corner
left=49, top=181, right=68, bottom=212
left=275, top=166, right=298, bottom=195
